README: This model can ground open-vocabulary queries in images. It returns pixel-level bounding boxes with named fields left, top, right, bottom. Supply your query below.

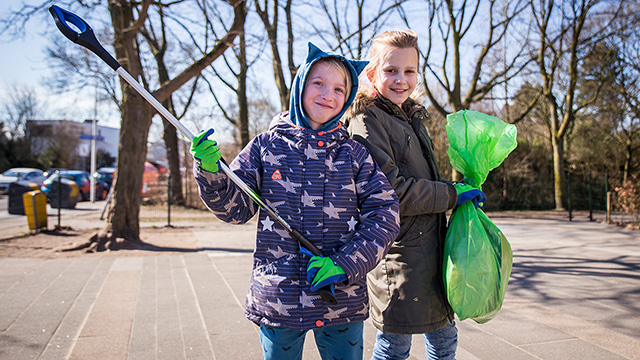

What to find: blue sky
left=0, top=2, right=50, bottom=93
left=1, top=1, right=123, bottom=129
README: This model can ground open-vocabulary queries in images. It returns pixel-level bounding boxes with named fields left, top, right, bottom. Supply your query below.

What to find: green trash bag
left=444, top=110, right=517, bottom=324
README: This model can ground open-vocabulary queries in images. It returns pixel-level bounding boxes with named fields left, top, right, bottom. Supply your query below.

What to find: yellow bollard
left=23, top=191, right=48, bottom=231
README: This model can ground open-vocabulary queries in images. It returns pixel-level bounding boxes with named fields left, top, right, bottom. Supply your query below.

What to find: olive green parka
left=345, top=93, right=456, bottom=334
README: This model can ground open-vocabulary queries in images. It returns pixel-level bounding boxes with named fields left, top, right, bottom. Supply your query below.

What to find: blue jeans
left=259, top=322, right=364, bottom=360
left=371, top=320, right=457, bottom=360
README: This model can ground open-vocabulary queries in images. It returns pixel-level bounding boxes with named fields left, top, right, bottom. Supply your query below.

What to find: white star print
left=274, top=228, right=290, bottom=239
left=339, top=233, right=352, bottom=242
left=373, top=190, right=396, bottom=201
left=388, top=208, right=400, bottom=224
left=246, top=289, right=257, bottom=308
left=278, top=177, right=301, bottom=193
left=302, top=191, right=322, bottom=207
left=356, top=180, right=368, bottom=192
left=267, top=298, right=298, bottom=316
left=341, top=286, right=358, bottom=297
left=267, top=246, right=288, bottom=259
left=301, top=291, right=321, bottom=307
left=253, top=273, right=271, bottom=287
left=305, top=144, right=320, bottom=159
left=324, top=202, right=347, bottom=219
left=355, top=304, right=368, bottom=315
left=223, top=198, right=237, bottom=212
left=261, top=217, right=275, bottom=231
left=375, top=243, right=386, bottom=261
left=326, top=159, right=346, bottom=171
left=365, top=155, right=375, bottom=166
left=347, top=216, right=358, bottom=231
left=349, top=251, right=368, bottom=263
left=324, top=306, right=349, bottom=319
left=264, top=151, right=286, bottom=165
left=268, top=274, right=288, bottom=286
left=266, top=199, right=286, bottom=209
left=341, top=180, right=356, bottom=193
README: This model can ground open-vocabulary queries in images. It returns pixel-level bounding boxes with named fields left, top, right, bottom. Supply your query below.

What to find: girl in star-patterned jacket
left=191, top=43, right=400, bottom=360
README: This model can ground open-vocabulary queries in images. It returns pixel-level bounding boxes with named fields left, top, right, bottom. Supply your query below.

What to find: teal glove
left=306, top=254, right=347, bottom=292
left=190, top=129, right=221, bottom=173
left=455, top=182, right=486, bottom=208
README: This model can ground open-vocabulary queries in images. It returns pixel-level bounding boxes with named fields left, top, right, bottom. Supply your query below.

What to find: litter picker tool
left=49, top=5, right=338, bottom=305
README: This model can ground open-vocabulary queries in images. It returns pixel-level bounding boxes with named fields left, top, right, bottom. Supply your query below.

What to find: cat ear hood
left=289, top=42, right=368, bottom=131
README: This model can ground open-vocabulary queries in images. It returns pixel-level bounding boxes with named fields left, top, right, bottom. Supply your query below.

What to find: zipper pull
left=408, top=135, right=412, bottom=148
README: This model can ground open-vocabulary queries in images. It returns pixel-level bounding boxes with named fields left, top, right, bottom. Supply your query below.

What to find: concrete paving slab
left=0, top=216, right=639, bottom=359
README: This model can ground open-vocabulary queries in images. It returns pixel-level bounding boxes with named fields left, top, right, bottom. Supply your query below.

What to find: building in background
left=26, top=120, right=119, bottom=171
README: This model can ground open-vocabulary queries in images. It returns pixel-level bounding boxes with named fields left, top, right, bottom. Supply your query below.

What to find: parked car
left=94, top=167, right=115, bottom=191
left=43, top=168, right=66, bottom=177
left=41, top=170, right=109, bottom=201
left=94, top=163, right=163, bottom=197
left=0, top=168, right=47, bottom=194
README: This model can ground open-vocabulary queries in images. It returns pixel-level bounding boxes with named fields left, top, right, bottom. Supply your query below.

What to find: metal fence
left=4, top=168, right=638, bottom=236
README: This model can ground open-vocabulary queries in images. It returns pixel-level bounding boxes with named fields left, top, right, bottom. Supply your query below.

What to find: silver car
left=0, top=168, right=47, bottom=193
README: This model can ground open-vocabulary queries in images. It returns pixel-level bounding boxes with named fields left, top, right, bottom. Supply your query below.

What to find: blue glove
left=300, top=247, right=347, bottom=293
left=190, top=129, right=221, bottom=173
left=455, top=183, right=486, bottom=209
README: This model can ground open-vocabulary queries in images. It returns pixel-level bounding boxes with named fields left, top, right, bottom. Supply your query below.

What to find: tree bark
left=551, top=133, right=565, bottom=210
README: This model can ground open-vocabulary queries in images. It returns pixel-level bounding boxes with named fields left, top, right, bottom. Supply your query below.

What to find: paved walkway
left=1, top=212, right=639, bottom=359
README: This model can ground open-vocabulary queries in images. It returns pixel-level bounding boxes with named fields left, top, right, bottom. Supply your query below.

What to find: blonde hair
left=307, top=57, right=352, bottom=101
left=361, top=29, right=420, bottom=96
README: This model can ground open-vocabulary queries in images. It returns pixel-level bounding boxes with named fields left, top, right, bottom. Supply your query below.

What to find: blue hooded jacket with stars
left=193, top=43, right=400, bottom=330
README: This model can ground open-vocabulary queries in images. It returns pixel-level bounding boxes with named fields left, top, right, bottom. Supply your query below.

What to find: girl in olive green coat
left=345, top=30, right=463, bottom=360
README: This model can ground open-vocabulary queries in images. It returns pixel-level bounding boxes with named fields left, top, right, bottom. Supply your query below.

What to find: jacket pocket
left=250, top=254, right=300, bottom=319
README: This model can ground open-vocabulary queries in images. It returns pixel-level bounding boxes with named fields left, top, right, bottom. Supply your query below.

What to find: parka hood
left=290, top=42, right=368, bottom=131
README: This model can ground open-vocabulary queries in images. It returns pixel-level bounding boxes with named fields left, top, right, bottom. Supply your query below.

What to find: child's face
left=369, top=47, right=418, bottom=105
left=302, top=62, right=348, bottom=130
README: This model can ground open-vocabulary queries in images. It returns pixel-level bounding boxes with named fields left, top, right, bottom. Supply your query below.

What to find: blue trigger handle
left=197, top=128, right=216, bottom=146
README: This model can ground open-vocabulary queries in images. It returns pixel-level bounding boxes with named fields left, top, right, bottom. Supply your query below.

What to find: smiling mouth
left=315, top=102, right=333, bottom=109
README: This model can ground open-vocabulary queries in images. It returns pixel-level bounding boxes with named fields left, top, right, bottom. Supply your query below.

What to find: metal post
left=90, top=118, right=97, bottom=202
left=588, top=173, right=593, bottom=221
left=605, top=174, right=610, bottom=224
left=567, top=172, right=572, bottom=222
left=167, top=172, right=172, bottom=227
left=606, top=191, right=611, bottom=224
left=56, top=171, right=61, bottom=228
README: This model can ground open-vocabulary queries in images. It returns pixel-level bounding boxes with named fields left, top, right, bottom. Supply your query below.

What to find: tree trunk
left=623, top=140, right=631, bottom=183
left=162, top=116, right=183, bottom=204
left=156, top=61, right=184, bottom=205
left=238, top=21, right=250, bottom=147
left=552, top=134, right=565, bottom=210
